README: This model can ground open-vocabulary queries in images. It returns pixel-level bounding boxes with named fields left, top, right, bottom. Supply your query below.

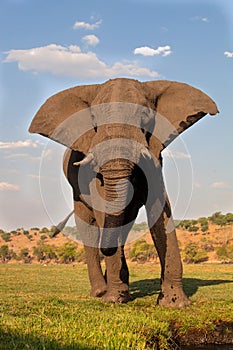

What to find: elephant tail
left=51, top=210, right=74, bottom=237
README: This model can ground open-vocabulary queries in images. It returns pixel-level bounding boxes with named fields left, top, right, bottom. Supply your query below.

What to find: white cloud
left=224, top=51, right=233, bottom=58
left=163, top=149, right=191, bottom=159
left=73, top=19, right=102, bottom=30
left=0, top=139, right=42, bottom=149
left=134, top=45, right=172, bottom=57
left=82, top=34, right=100, bottom=46
left=191, top=16, right=209, bottom=23
left=210, top=182, right=230, bottom=189
left=4, top=44, right=159, bottom=79
left=0, top=182, right=20, bottom=191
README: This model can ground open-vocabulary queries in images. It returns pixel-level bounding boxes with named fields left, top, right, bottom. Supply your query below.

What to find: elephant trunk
left=100, top=159, right=134, bottom=256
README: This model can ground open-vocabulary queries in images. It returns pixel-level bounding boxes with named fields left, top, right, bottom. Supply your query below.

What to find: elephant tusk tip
left=141, top=148, right=152, bottom=160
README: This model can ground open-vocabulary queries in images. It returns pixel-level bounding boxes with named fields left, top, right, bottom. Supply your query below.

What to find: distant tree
left=40, top=235, right=47, bottom=241
left=0, top=245, right=10, bottom=262
left=178, top=220, right=193, bottom=230
left=209, top=212, right=227, bottom=227
left=201, top=224, right=209, bottom=233
left=1, top=232, right=11, bottom=242
left=225, top=213, right=233, bottom=224
left=56, top=242, right=78, bottom=263
left=0, top=229, right=5, bottom=234
left=40, top=227, right=49, bottom=233
left=216, top=245, right=233, bottom=263
left=30, top=227, right=40, bottom=231
left=129, top=240, right=157, bottom=262
left=132, top=222, right=148, bottom=232
left=183, top=242, right=208, bottom=264
left=76, top=248, right=86, bottom=263
left=33, top=242, right=57, bottom=262
left=19, top=248, right=31, bottom=263
left=188, top=226, right=199, bottom=232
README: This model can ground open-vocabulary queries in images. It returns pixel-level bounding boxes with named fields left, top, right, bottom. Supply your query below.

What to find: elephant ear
left=143, top=80, right=219, bottom=157
left=29, top=84, right=100, bottom=153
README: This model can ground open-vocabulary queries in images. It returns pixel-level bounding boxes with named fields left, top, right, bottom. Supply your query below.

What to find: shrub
left=216, top=245, right=233, bottom=263
left=1, top=232, right=11, bottom=242
left=132, top=222, right=148, bottom=232
left=40, top=235, right=47, bottom=241
left=0, top=245, right=10, bottom=262
left=225, top=213, right=233, bottom=224
left=0, top=245, right=15, bottom=262
left=183, top=242, right=208, bottom=263
left=76, top=248, right=86, bottom=263
left=40, top=227, right=49, bottom=233
left=188, top=226, right=199, bottom=232
left=178, top=220, right=193, bottom=230
left=18, top=248, right=31, bottom=263
left=209, top=212, right=227, bottom=226
left=33, top=243, right=57, bottom=262
left=56, top=242, right=78, bottom=263
left=201, top=224, right=209, bottom=233
left=129, top=240, right=157, bottom=262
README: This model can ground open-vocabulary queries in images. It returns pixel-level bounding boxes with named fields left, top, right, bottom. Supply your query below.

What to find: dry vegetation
left=0, top=212, right=233, bottom=264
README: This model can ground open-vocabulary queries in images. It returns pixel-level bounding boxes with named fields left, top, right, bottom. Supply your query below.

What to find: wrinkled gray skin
left=29, top=78, right=218, bottom=307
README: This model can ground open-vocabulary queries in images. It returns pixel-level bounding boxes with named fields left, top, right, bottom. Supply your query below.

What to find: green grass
left=0, top=263, right=232, bottom=349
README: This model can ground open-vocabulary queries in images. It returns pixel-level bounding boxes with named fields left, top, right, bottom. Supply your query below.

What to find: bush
left=40, top=235, right=47, bottom=241
left=33, top=243, right=57, bottom=262
left=216, top=245, right=233, bottom=263
left=40, top=227, right=49, bottom=233
left=56, top=242, right=78, bottom=263
left=132, top=222, right=148, bottom=232
left=201, top=224, right=209, bottom=233
left=183, top=242, right=208, bottom=263
left=1, top=232, right=11, bottom=242
left=188, top=226, right=199, bottom=232
left=18, top=248, right=31, bottom=263
left=0, top=245, right=15, bottom=262
left=76, top=248, right=86, bottom=263
left=178, top=220, right=193, bottom=230
left=129, top=240, right=157, bottom=262
left=209, top=212, right=227, bottom=226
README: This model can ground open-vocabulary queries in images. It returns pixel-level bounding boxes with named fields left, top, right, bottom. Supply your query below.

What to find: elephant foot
left=91, top=285, right=107, bottom=298
left=157, top=288, right=191, bottom=308
left=101, top=290, right=132, bottom=303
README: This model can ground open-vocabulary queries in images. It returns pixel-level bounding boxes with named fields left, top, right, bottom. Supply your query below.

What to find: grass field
left=0, top=263, right=232, bottom=349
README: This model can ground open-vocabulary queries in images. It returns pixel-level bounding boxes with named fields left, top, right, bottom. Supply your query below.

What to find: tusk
left=50, top=210, right=74, bottom=237
left=73, top=153, right=94, bottom=166
left=141, top=148, right=152, bottom=160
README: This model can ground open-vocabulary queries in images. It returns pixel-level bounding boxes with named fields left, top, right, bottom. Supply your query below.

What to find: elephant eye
left=91, top=114, right=97, bottom=132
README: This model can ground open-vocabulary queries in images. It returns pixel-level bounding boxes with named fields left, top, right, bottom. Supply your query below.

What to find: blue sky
left=0, top=0, right=232, bottom=231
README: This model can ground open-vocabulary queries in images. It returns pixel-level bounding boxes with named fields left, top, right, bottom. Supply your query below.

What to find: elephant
left=29, top=78, right=218, bottom=307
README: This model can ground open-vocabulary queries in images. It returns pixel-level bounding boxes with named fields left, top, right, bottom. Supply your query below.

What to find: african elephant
left=29, top=78, right=218, bottom=307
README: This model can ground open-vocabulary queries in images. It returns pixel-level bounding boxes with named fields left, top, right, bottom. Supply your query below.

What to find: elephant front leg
left=146, top=199, right=190, bottom=308
left=102, top=246, right=131, bottom=303
left=74, top=201, right=107, bottom=297
left=84, top=245, right=107, bottom=297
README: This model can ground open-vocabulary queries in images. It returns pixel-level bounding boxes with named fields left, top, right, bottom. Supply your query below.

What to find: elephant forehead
left=92, top=78, right=149, bottom=106
left=91, top=102, right=155, bottom=127
left=90, top=124, right=148, bottom=148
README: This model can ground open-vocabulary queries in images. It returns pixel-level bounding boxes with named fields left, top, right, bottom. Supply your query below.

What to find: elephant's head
left=29, top=78, right=218, bottom=255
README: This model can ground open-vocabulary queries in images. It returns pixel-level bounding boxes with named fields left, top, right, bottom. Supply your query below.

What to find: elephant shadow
left=129, top=277, right=233, bottom=299
left=0, top=329, right=95, bottom=350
